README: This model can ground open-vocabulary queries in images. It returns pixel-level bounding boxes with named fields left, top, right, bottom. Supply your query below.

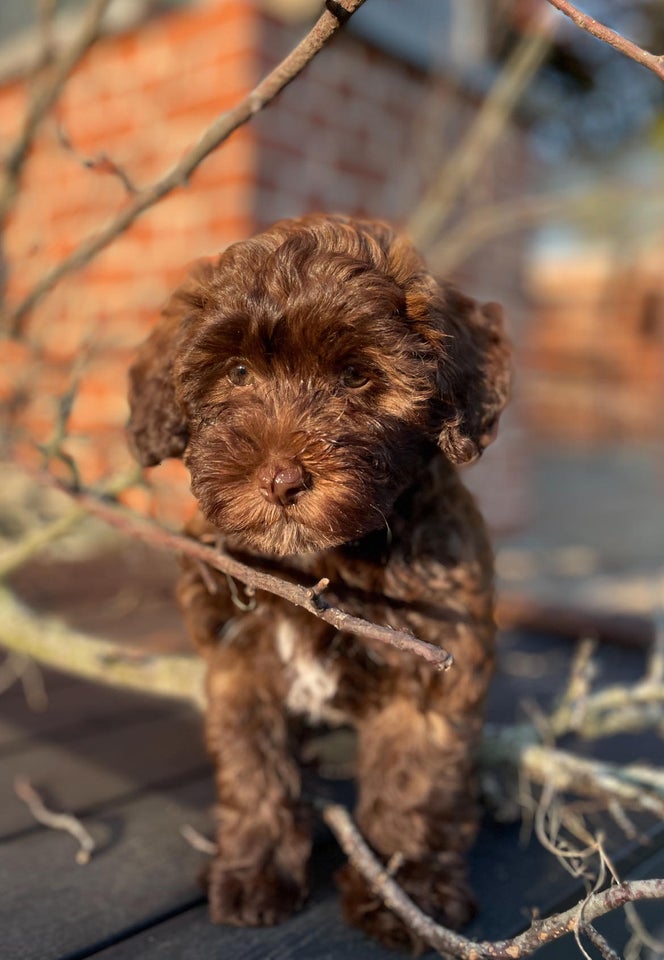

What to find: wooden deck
left=2, top=630, right=663, bottom=960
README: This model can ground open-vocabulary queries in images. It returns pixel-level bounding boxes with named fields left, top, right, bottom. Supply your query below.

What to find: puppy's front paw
left=207, top=855, right=307, bottom=927
left=337, top=856, right=475, bottom=954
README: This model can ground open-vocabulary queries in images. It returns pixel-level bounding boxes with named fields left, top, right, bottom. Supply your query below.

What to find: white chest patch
left=275, top=622, right=344, bottom=725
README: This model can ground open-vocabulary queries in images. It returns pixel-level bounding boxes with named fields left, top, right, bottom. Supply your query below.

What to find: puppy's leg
left=337, top=692, right=484, bottom=951
left=176, top=553, right=236, bottom=658
left=204, top=641, right=311, bottom=927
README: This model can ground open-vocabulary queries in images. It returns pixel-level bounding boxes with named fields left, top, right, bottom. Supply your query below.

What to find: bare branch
left=407, top=12, right=555, bottom=250
left=35, top=0, right=59, bottom=73
left=0, top=584, right=206, bottom=704
left=0, top=506, right=87, bottom=579
left=0, top=0, right=114, bottom=225
left=545, top=0, right=664, bottom=82
left=324, top=803, right=664, bottom=959
left=580, top=923, right=620, bottom=960
left=55, top=121, right=138, bottom=195
left=4, top=0, right=367, bottom=335
left=521, top=744, right=664, bottom=819
left=42, top=477, right=455, bottom=671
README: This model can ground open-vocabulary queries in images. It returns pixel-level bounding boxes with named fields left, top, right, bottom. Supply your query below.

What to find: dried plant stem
left=14, top=775, right=96, bottom=864
left=407, top=14, right=555, bottom=250
left=545, top=0, right=664, bottom=82
left=0, top=506, right=87, bottom=579
left=324, top=803, right=664, bottom=960
left=0, top=0, right=113, bottom=225
left=47, top=480, right=454, bottom=671
left=427, top=181, right=659, bottom=274
left=520, top=744, right=664, bottom=819
left=0, top=585, right=206, bottom=705
left=5, top=0, right=366, bottom=335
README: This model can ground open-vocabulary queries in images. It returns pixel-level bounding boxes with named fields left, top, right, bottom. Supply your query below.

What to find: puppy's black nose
left=258, top=461, right=308, bottom=506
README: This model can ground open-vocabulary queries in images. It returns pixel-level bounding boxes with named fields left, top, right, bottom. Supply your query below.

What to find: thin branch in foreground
left=323, top=803, right=664, bottom=960
left=0, top=585, right=206, bottom=704
left=14, top=776, right=96, bottom=864
left=545, top=0, right=664, bottom=82
left=48, top=478, right=454, bottom=671
left=5, top=0, right=367, bottom=335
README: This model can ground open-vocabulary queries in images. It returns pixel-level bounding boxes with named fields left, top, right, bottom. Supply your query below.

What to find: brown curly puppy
left=127, top=214, right=510, bottom=951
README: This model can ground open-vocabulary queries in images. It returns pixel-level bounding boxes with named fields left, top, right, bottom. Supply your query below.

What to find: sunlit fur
left=126, top=214, right=511, bottom=951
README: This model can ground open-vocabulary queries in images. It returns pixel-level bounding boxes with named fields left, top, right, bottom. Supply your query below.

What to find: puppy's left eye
left=228, top=363, right=252, bottom=386
left=341, top=366, right=370, bottom=389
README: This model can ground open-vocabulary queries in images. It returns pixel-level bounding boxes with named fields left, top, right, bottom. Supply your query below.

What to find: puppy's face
left=128, top=216, right=510, bottom=556
left=176, top=255, right=439, bottom=555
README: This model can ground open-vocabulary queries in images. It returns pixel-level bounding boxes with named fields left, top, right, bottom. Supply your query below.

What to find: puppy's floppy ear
left=433, top=285, right=511, bottom=465
left=127, top=261, right=213, bottom=467
left=371, top=224, right=511, bottom=466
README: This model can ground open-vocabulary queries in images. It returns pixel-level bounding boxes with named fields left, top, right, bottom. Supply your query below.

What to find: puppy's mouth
left=197, top=475, right=388, bottom=556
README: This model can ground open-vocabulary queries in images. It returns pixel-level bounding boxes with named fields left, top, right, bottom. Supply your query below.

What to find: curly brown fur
left=128, top=214, right=510, bottom=949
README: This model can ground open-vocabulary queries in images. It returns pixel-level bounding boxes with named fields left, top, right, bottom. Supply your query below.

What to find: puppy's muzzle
left=258, top=460, right=309, bottom=507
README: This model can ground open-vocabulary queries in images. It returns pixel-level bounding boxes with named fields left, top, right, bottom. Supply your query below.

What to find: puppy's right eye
left=228, top=363, right=252, bottom=386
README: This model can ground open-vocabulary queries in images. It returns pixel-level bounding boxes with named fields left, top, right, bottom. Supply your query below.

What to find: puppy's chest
left=275, top=620, right=348, bottom=725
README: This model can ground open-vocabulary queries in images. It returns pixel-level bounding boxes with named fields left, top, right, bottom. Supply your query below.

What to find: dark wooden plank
left=0, top=776, right=214, bottom=960
left=67, top=820, right=664, bottom=960
left=87, top=897, right=397, bottom=960
left=0, top=706, right=209, bottom=837
left=0, top=667, right=192, bottom=754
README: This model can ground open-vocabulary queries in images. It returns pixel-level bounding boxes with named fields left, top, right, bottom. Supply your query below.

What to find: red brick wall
left=523, top=249, right=664, bottom=442
left=2, top=0, right=258, bottom=522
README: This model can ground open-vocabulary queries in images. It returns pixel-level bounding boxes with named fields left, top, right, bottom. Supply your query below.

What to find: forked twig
left=323, top=803, right=664, bottom=960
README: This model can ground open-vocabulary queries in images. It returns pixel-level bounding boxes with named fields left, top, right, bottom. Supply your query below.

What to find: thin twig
left=548, top=636, right=596, bottom=737
left=55, top=120, right=138, bottom=195
left=407, top=12, right=555, bottom=250
left=35, top=0, right=58, bottom=73
left=0, top=506, right=88, bottom=580
left=179, top=824, right=217, bottom=856
left=0, top=0, right=114, bottom=226
left=0, top=652, right=48, bottom=711
left=14, top=776, right=96, bottom=864
left=545, top=0, right=664, bottom=82
left=323, top=803, right=664, bottom=959
left=43, top=477, right=454, bottom=671
left=5, top=0, right=367, bottom=335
